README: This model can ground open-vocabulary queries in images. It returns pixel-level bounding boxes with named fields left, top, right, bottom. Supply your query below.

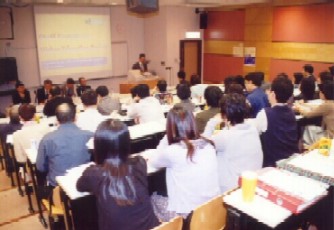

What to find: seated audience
left=36, top=79, right=52, bottom=104
left=329, top=65, right=334, bottom=77
left=296, top=81, right=334, bottom=139
left=190, top=74, right=206, bottom=101
left=43, top=86, right=74, bottom=117
left=76, top=77, right=91, bottom=97
left=223, top=76, right=236, bottom=94
left=195, top=86, right=223, bottom=133
left=77, top=119, right=159, bottom=230
left=36, top=103, right=93, bottom=187
left=95, top=85, right=121, bottom=115
left=175, top=84, right=195, bottom=113
left=127, top=84, right=165, bottom=124
left=12, top=81, right=31, bottom=105
left=293, top=72, right=304, bottom=87
left=176, top=69, right=190, bottom=86
left=294, top=77, right=317, bottom=102
left=154, top=80, right=173, bottom=105
left=225, top=83, right=244, bottom=95
left=318, top=71, right=334, bottom=85
left=203, top=93, right=263, bottom=193
left=13, top=104, right=50, bottom=163
left=244, top=72, right=270, bottom=118
left=76, top=90, right=107, bottom=132
left=149, top=105, right=220, bottom=221
left=255, top=74, right=299, bottom=167
left=62, top=78, right=76, bottom=98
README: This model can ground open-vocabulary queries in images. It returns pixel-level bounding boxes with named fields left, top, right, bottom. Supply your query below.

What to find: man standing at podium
left=132, top=53, right=148, bottom=73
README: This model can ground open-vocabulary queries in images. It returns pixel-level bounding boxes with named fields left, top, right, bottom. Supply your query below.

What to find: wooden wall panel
left=204, top=10, right=245, bottom=41
left=269, top=59, right=333, bottom=81
left=204, top=41, right=244, bottom=55
left=203, top=54, right=244, bottom=83
left=272, top=4, right=334, bottom=43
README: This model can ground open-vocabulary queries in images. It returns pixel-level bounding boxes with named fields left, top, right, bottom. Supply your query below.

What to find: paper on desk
left=224, top=189, right=292, bottom=228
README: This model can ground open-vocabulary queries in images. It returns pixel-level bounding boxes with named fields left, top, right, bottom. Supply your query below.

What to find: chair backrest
left=189, top=195, right=227, bottom=230
left=151, top=216, right=183, bottom=230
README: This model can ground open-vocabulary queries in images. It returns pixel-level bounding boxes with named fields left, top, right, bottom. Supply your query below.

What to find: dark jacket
left=43, top=96, right=74, bottom=117
left=12, top=90, right=31, bottom=104
left=36, top=87, right=50, bottom=104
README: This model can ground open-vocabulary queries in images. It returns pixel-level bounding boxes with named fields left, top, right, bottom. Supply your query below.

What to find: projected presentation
left=34, top=6, right=112, bottom=83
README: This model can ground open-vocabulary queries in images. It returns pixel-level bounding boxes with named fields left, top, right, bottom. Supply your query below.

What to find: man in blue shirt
left=36, top=102, right=93, bottom=186
left=245, top=72, right=270, bottom=118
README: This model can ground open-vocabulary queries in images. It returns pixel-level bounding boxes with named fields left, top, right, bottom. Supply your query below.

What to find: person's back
left=175, top=84, right=195, bottom=113
left=77, top=119, right=159, bottom=230
left=96, top=85, right=121, bottom=115
left=43, top=86, right=73, bottom=117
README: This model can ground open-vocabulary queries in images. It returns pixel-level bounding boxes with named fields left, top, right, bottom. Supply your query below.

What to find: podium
left=119, top=70, right=160, bottom=94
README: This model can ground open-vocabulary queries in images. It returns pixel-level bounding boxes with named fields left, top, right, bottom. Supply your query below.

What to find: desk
left=119, top=78, right=159, bottom=94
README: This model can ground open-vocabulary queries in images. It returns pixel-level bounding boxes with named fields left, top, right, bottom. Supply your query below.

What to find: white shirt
left=76, top=107, right=108, bottom=132
left=13, top=121, right=51, bottom=163
left=149, top=136, right=220, bottom=214
left=203, top=118, right=263, bottom=193
left=127, top=97, right=165, bottom=124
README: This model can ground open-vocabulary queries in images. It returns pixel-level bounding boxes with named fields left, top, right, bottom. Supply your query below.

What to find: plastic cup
left=241, top=171, right=257, bottom=202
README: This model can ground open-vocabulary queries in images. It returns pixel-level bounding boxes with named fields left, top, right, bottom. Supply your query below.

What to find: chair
left=151, top=216, right=183, bottom=230
left=189, top=195, right=227, bottom=230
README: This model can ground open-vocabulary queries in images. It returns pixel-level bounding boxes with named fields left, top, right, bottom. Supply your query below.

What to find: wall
left=203, top=3, right=334, bottom=83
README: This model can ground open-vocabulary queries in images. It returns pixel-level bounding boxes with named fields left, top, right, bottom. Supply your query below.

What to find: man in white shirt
left=127, top=84, right=165, bottom=124
left=13, top=104, right=50, bottom=163
left=76, top=90, right=107, bottom=132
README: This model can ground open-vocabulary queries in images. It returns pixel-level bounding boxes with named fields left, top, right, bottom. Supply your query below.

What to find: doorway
left=180, top=40, right=202, bottom=82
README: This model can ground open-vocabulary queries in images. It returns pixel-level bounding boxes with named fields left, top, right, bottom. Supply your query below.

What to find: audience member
left=13, top=104, right=50, bottom=164
left=202, top=93, right=263, bottom=193
left=176, top=69, right=190, bottom=86
left=76, top=89, right=107, bottom=132
left=149, top=105, right=220, bottom=221
left=244, top=72, right=270, bottom=118
left=293, top=72, right=304, bottom=86
left=329, top=65, right=334, bottom=77
left=77, top=119, right=159, bottom=230
left=12, top=82, right=31, bottom=105
left=62, top=78, right=76, bottom=98
left=36, top=103, right=93, bottom=186
left=127, top=84, right=165, bottom=124
left=223, top=76, right=236, bottom=94
left=297, top=81, right=334, bottom=139
left=225, top=83, right=244, bottom=95
left=175, top=84, right=195, bottom=113
left=190, top=74, right=206, bottom=101
left=154, top=79, right=173, bottom=105
left=132, top=53, right=148, bottom=73
left=303, top=64, right=316, bottom=81
left=95, top=85, right=120, bottom=115
left=36, top=79, right=53, bottom=104
left=76, top=77, right=91, bottom=97
left=294, top=77, right=317, bottom=102
left=318, top=71, right=333, bottom=84
left=195, top=86, right=223, bottom=133
left=255, top=74, right=299, bottom=167
left=43, top=86, right=74, bottom=117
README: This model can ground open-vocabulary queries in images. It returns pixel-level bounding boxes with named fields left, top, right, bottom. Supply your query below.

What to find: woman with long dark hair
left=77, top=119, right=159, bottom=230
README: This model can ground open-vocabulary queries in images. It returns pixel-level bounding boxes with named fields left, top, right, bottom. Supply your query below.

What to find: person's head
left=95, top=86, right=109, bottom=97
left=81, top=89, right=97, bottom=106
left=177, top=70, right=186, bottom=81
left=94, top=119, right=131, bottom=165
left=269, top=74, right=294, bottom=104
left=299, top=77, right=316, bottom=101
left=43, top=79, right=53, bottom=91
left=78, top=77, right=87, bottom=86
left=50, top=86, right=62, bottom=97
left=329, top=65, right=334, bottom=76
left=55, top=103, right=76, bottom=124
left=224, top=76, right=236, bottom=93
left=18, top=104, right=36, bottom=121
left=244, top=72, right=263, bottom=91
left=139, top=53, right=146, bottom=63
left=176, top=84, right=191, bottom=100
left=157, top=80, right=167, bottom=92
left=9, top=106, right=20, bottom=124
left=66, top=78, right=75, bottom=88
left=15, top=82, right=25, bottom=93
left=319, top=71, right=333, bottom=84
left=303, top=64, right=314, bottom=75
left=190, top=74, right=201, bottom=86
left=166, top=105, right=199, bottom=160
left=220, top=93, right=248, bottom=125
left=225, top=83, right=244, bottom=95
left=319, top=81, right=334, bottom=100
left=204, top=86, right=223, bottom=108
left=234, top=75, right=245, bottom=89
left=130, top=85, right=139, bottom=99
left=293, top=72, right=304, bottom=85
left=136, top=84, right=150, bottom=99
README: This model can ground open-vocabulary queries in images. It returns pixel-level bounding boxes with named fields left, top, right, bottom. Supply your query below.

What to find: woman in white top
left=203, top=93, right=263, bottom=193
left=149, top=105, right=220, bottom=221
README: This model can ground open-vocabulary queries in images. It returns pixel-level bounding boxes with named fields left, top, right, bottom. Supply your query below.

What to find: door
left=180, top=40, right=202, bottom=82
